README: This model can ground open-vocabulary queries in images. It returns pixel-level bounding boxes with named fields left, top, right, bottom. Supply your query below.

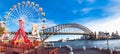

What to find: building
left=97, top=31, right=110, bottom=39
left=111, top=31, right=120, bottom=38
left=0, top=22, right=5, bottom=36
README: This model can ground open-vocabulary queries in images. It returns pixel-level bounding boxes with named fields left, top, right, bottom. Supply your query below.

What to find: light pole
left=104, top=33, right=109, bottom=50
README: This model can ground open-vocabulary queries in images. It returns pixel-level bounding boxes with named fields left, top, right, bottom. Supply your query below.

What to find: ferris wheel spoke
left=25, top=22, right=35, bottom=33
left=8, top=13, right=18, bottom=20
left=21, top=2, right=25, bottom=15
left=9, top=13, right=17, bottom=18
left=24, top=3, right=38, bottom=18
left=21, top=4, right=24, bottom=14
left=33, top=6, right=42, bottom=23
left=25, top=22, right=32, bottom=32
left=6, top=21, right=18, bottom=32
left=22, top=3, right=29, bottom=16
left=24, top=1, right=31, bottom=14
left=13, top=5, right=20, bottom=18
left=6, top=21, right=18, bottom=27
left=18, top=6, right=21, bottom=15
left=10, top=9, right=19, bottom=19
left=20, top=6, right=23, bottom=14
left=22, top=5, right=27, bottom=15
left=7, top=24, right=18, bottom=32
left=18, top=3, right=23, bottom=14
left=26, top=12, right=35, bottom=19
left=25, top=12, right=38, bottom=21
left=7, top=16, right=16, bottom=20
left=8, top=14, right=19, bottom=21
left=27, top=5, right=36, bottom=14
left=23, top=6, right=33, bottom=17
left=11, top=9, right=19, bottom=16
left=15, top=8, right=20, bottom=18
left=25, top=1, right=35, bottom=15
left=33, top=6, right=40, bottom=15
left=25, top=10, right=33, bottom=17
left=25, top=5, right=32, bottom=13
left=7, top=10, right=18, bottom=19
left=26, top=7, right=40, bottom=22
left=22, top=3, right=38, bottom=19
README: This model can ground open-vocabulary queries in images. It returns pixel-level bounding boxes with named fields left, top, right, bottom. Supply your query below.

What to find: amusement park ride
left=0, top=0, right=47, bottom=50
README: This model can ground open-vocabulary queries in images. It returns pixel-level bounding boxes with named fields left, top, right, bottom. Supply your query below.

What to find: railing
left=0, top=46, right=70, bottom=54
left=0, top=46, right=32, bottom=54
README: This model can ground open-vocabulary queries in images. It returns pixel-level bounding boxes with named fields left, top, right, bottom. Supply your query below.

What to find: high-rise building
left=112, top=31, right=119, bottom=37
left=115, top=31, right=119, bottom=36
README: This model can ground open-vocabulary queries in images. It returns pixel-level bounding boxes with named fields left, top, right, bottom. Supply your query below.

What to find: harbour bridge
left=41, top=23, right=96, bottom=42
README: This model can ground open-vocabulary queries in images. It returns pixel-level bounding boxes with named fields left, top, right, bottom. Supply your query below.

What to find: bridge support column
left=83, top=34, right=90, bottom=39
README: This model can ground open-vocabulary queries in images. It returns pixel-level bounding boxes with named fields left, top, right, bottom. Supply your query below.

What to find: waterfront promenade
left=0, top=46, right=120, bottom=54
left=73, top=48, right=109, bottom=54
left=56, top=46, right=120, bottom=54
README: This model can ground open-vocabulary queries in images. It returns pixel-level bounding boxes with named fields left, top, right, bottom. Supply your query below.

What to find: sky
left=0, top=0, right=120, bottom=41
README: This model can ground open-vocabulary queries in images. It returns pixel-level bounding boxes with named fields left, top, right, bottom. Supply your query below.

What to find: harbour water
left=52, top=39, right=120, bottom=51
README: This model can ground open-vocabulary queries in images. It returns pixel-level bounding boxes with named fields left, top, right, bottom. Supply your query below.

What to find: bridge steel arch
left=41, top=23, right=95, bottom=42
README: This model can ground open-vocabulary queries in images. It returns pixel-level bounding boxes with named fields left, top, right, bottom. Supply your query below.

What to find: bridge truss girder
left=41, top=23, right=95, bottom=42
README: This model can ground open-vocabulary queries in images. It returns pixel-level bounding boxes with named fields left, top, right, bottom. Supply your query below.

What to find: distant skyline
left=0, top=0, right=120, bottom=41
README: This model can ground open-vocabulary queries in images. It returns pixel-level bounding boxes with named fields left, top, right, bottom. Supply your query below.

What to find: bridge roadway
left=43, top=32, right=90, bottom=35
left=10, top=32, right=90, bottom=35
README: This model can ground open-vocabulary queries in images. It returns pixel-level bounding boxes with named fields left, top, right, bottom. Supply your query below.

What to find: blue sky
left=0, top=0, right=108, bottom=24
left=1, top=0, right=120, bottom=41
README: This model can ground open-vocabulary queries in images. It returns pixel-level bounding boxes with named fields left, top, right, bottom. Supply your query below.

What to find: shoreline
left=47, top=38, right=120, bottom=43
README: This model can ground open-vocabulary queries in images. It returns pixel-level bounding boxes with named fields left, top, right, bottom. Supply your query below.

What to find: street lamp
left=104, top=32, right=109, bottom=50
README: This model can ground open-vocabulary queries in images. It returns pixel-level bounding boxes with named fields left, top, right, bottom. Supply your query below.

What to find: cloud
left=77, top=0, right=95, bottom=4
left=73, top=0, right=120, bottom=34
left=109, top=0, right=120, bottom=4
left=72, top=8, right=94, bottom=14
left=84, top=14, right=120, bottom=33
left=82, top=0, right=120, bottom=34
left=44, top=20, right=57, bottom=28
left=77, top=0, right=83, bottom=4
left=101, top=0, right=120, bottom=15
left=74, top=0, right=95, bottom=14
left=72, top=10, right=78, bottom=14
left=81, top=8, right=94, bottom=14
left=87, top=0, right=95, bottom=4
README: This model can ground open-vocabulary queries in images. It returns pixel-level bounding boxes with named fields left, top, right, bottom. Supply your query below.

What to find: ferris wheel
left=4, top=1, right=46, bottom=32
